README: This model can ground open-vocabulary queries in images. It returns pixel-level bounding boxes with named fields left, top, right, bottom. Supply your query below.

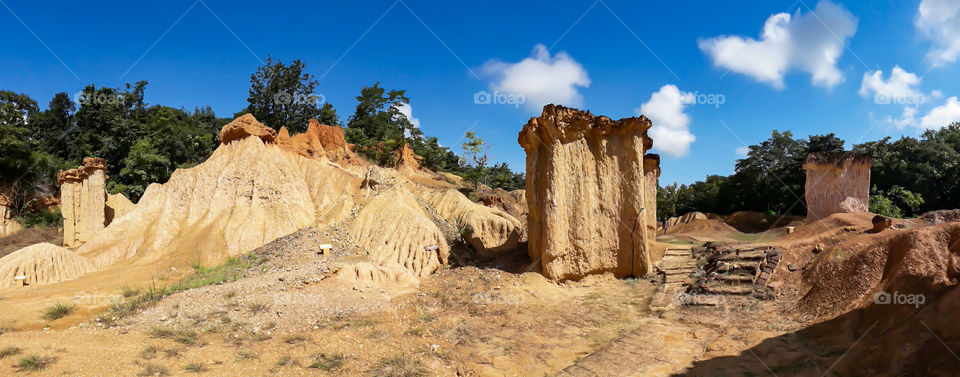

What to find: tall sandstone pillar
left=802, top=152, right=872, bottom=222
left=643, top=154, right=660, bottom=243
left=58, top=158, right=108, bottom=248
left=519, top=105, right=655, bottom=281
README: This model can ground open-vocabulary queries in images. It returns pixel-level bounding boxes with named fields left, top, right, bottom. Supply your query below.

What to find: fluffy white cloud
left=482, top=44, right=590, bottom=112
left=920, top=97, right=960, bottom=129
left=886, top=106, right=919, bottom=128
left=698, top=0, right=857, bottom=89
left=736, top=146, right=750, bottom=156
left=916, top=0, right=960, bottom=67
left=859, top=66, right=925, bottom=103
left=396, top=103, right=420, bottom=128
left=637, top=85, right=696, bottom=157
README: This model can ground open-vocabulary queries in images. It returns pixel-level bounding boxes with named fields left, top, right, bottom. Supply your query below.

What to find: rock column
left=802, top=152, right=872, bottom=222
left=519, top=105, right=655, bottom=281
left=58, top=157, right=108, bottom=248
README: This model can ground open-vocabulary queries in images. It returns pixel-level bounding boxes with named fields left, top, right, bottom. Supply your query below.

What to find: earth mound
left=0, top=243, right=92, bottom=288
left=0, top=114, right=522, bottom=296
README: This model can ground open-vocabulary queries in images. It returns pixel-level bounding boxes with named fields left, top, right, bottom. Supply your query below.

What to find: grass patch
left=247, top=302, right=269, bottom=314
left=137, top=363, right=169, bottom=376
left=236, top=351, right=256, bottom=361
left=0, top=346, right=22, bottom=359
left=42, top=302, right=74, bottom=321
left=309, top=353, right=344, bottom=371
left=275, top=355, right=293, bottom=367
left=183, top=362, right=205, bottom=373
left=171, top=253, right=267, bottom=292
left=96, top=253, right=268, bottom=327
left=140, top=346, right=160, bottom=360
left=370, top=354, right=427, bottom=377
left=15, top=355, right=56, bottom=372
left=149, top=326, right=198, bottom=345
left=120, top=284, right=141, bottom=298
left=283, top=334, right=307, bottom=344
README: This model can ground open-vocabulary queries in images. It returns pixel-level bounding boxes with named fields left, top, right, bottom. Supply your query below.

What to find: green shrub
left=42, top=302, right=74, bottom=321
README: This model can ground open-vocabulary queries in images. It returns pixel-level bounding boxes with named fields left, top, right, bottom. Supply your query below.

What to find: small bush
left=236, top=351, right=256, bottom=361
left=247, top=302, right=269, bottom=314
left=140, top=346, right=160, bottom=360
left=42, top=302, right=74, bottom=321
left=275, top=355, right=293, bottom=367
left=15, top=355, right=55, bottom=372
left=371, top=354, right=427, bottom=377
left=138, top=363, right=169, bottom=376
left=183, top=362, right=205, bottom=373
left=283, top=334, right=307, bottom=344
left=0, top=346, right=22, bottom=359
left=309, top=353, right=344, bottom=371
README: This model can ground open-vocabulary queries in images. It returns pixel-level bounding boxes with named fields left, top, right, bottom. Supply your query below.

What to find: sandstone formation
left=105, top=193, right=136, bottom=224
left=802, top=152, right=872, bottom=222
left=58, top=157, right=108, bottom=248
left=414, top=187, right=523, bottom=254
left=0, top=114, right=520, bottom=289
left=395, top=143, right=425, bottom=172
left=519, top=105, right=655, bottom=281
left=276, top=119, right=362, bottom=168
left=666, top=212, right=708, bottom=230
left=477, top=188, right=527, bottom=223
left=0, top=243, right=92, bottom=288
left=349, top=185, right=449, bottom=277
left=218, top=113, right=276, bottom=145
left=643, top=154, right=661, bottom=240
left=0, top=193, right=23, bottom=237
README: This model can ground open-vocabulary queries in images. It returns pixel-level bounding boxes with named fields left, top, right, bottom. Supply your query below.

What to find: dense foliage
left=0, top=60, right=524, bottom=223
left=658, top=126, right=960, bottom=220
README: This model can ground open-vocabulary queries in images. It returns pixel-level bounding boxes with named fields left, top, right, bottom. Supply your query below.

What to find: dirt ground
left=1, top=212, right=957, bottom=376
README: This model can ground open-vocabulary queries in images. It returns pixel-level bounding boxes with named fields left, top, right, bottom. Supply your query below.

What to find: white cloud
left=920, top=97, right=960, bottom=129
left=932, top=90, right=944, bottom=99
left=916, top=0, right=960, bottom=67
left=637, top=85, right=696, bottom=157
left=736, top=146, right=750, bottom=156
left=698, top=0, right=857, bottom=89
left=396, top=103, right=420, bottom=128
left=482, top=44, right=590, bottom=112
left=859, top=66, right=924, bottom=103
left=886, top=106, right=919, bottom=128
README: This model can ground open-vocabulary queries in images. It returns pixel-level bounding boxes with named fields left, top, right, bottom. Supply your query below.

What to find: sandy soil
left=2, top=211, right=957, bottom=376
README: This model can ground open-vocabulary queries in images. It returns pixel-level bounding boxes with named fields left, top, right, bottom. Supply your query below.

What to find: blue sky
left=2, top=0, right=959, bottom=184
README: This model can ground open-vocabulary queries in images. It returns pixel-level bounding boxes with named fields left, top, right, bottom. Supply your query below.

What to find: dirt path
left=555, top=317, right=717, bottom=377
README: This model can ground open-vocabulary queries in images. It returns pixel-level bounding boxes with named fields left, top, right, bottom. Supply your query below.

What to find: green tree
left=27, top=92, right=75, bottom=157
left=317, top=102, right=340, bottom=126
left=345, top=83, right=416, bottom=165
left=118, top=139, right=170, bottom=200
left=461, top=131, right=490, bottom=189
left=246, top=56, right=322, bottom=132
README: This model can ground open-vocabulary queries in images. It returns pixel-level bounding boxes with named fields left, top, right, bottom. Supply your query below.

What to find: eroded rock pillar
left=802, top=152, right=872, bottom=222
left=58, top=157, right=107, bottom=248
left=519, top=105, right=655, bottom=281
